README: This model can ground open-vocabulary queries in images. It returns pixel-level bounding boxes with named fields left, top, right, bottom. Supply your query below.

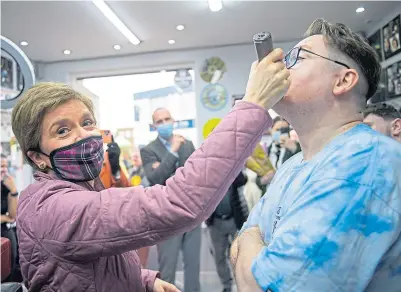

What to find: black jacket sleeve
left=140, top=147, right=178, bottom=186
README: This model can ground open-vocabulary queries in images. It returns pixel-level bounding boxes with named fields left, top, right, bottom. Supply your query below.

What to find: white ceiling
left=1, top=1, right=400, bottom=63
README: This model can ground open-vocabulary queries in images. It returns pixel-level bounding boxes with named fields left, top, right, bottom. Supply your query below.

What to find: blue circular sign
left=201, top=83, right=228, bottom=111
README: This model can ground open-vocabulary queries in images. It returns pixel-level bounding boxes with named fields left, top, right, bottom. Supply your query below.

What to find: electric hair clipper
left=253, top=32, right=273, bottom=62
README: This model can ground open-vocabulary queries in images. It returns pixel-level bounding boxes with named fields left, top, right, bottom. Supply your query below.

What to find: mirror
left=1, top=54, right=24, bottom=101
left=1, top=36, right=35, bottom=109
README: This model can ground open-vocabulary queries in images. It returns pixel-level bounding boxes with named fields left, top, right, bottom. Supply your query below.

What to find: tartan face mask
left=41, top=136, right=104, bottom=182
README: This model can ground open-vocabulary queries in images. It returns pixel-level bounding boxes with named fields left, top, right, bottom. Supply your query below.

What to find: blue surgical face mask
left=272, top=131, right=281, bottom=143
left=157, top=123, right=174, bottom=139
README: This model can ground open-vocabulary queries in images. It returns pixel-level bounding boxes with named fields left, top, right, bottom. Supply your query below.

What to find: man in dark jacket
left=140, top=108, right=199, bottom=292
left=267, top=117, right=301, bottom=168
left=256, top=117, right=301, bottom=194
left=206, top=171, right=249, bottom=292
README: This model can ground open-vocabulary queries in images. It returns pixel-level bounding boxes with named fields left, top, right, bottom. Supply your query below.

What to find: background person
left=205, top=171, right=248, bottom=292
left=140, top=108, right=201, bottom=292
left=363, top=103, right=401, bottom=142
left=99, top=141, right=131, bottom=188
left=256, top=117, right=301, bottom=194
left=1, top=154, right=21, bottom=282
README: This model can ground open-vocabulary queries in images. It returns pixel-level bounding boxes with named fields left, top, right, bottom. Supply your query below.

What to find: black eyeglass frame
left=285, top=47, right=350, bottom=70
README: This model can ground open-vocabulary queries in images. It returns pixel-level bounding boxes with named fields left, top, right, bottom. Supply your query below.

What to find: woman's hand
left=153, top=278, right=181, bottom=292
left=244, top=48, right=291, bottom=109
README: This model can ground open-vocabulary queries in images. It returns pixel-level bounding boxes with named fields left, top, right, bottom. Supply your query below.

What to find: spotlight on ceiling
left=356, top=7, right=365, bottom=13
left=208, top=0, right=223, bottom=12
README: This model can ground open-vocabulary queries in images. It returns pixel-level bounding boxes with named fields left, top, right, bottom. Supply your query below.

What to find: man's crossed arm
left=230, top=227, right=265, bottom=292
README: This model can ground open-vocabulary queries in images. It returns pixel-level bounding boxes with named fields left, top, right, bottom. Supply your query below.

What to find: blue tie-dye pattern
left=243, top=124, right=401, bottom=291
left=339, top=200, right=393, bottom=236
left=391, top=265, right=401, bottom=277
left=303, top=237, right=339, bottom=271
left=269, top=277, right=284, bottom=292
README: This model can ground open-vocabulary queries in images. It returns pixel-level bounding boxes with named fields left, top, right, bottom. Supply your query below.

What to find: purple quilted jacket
left=16, top=102, right=272, bottom=292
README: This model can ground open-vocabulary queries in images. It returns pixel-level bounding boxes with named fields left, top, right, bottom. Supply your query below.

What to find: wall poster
left=383, top=14, right=401, bottom=60
left=386, top=60, right=401, bottom=99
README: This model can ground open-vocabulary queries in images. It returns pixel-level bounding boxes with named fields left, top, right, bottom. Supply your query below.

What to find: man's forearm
left=8, top=195, right=18, bottom=219
left=232, top=227, right=266, bottom=292
left=151, top=153, right=178, bottom=182
left=1, top=214, right=14, bottom=223
left=235, top=246, right=263, bottom=292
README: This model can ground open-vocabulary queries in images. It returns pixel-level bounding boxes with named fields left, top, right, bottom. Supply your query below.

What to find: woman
left=1, top=154, right=20, bottom=282
left=11, top=48, right=289, bottom=291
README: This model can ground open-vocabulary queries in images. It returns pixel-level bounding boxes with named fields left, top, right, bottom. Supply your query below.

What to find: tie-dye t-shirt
left=242, top=124, right=401, bottom=292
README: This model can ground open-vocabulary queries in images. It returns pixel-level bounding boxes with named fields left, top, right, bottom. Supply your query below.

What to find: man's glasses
left=284, top=47, right=350, bottom=70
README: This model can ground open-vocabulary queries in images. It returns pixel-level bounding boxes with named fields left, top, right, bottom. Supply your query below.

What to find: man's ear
left=27, top=150, right=47, bottom=170
left=333, top=69, right=359, bottom=96
left=391, top=118, right=401, bottom=138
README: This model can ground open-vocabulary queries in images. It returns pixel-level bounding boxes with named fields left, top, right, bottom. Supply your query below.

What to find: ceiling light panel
left=92, top=0, right=141, bottom=45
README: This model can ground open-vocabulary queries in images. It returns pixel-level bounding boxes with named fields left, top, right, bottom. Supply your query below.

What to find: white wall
left=367, top=5, right=401, bottom=109
left=39, top=41, right=296, bottom=146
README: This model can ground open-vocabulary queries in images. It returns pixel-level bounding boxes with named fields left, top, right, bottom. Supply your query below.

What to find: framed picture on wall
left=368, top=30, right=383, bottom=62
left=386, top=60, right=401, bottom=99
left=369, top=69, right=387, bottom=104
left=382, top=14, right=401, bottom=60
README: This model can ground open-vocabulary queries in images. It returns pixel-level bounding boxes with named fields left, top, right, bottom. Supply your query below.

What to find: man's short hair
left=152, top=107, right=170, bottom=122
left=363, top=103, right=401, bottom=121
left=304, top=18, right=381, bottom=100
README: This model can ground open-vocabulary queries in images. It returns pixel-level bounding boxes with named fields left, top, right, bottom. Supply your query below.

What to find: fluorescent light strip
left=92, top=0, right=140, bottom=45
left=208, top=0, right=223, bottom=12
